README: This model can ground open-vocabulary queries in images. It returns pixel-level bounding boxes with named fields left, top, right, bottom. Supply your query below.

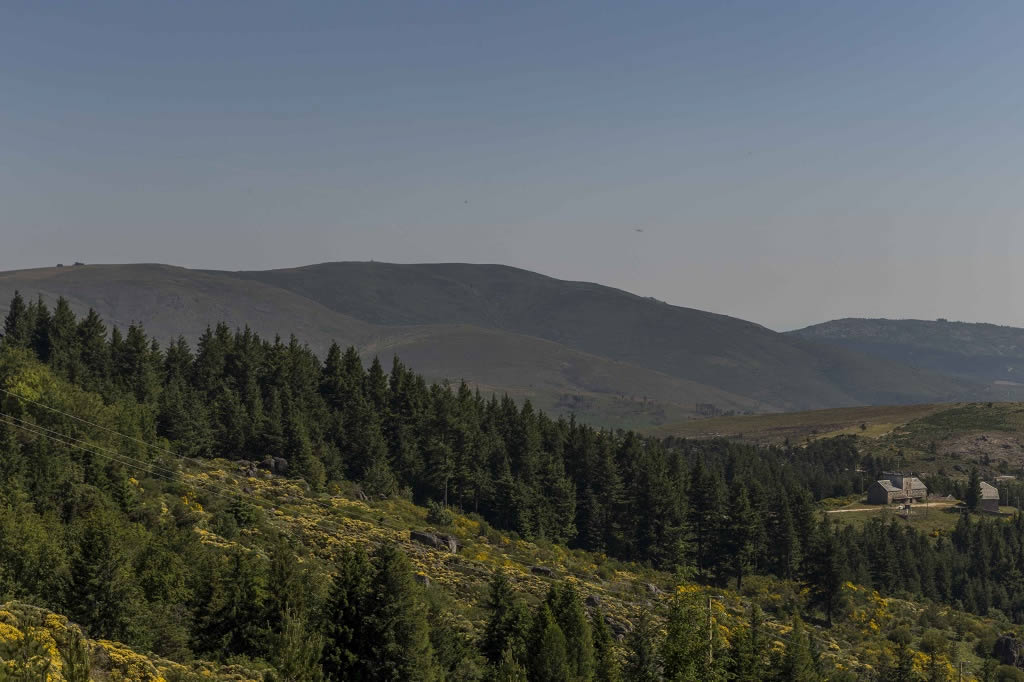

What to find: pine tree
left=662, top=592, right=726, bottom=682
left=877, top=626, right=915, bottom=682
left=547, top=582, right=595, bottom=681
left=687, top=460, right=726, bottom=580
left=48, top=297, right=80, bottom=379
left=274, top=607, right=325, bottom=682
left=773, top=494, right=801, bottom=580
left=482, top=572, right=531, bottom=665
left=429, top=603, right=487, bottom=681
left=591, top=608, right=621, bottom=682
left=966, top=467, right=982, bottom=512
left=919, top=629, right=948, bottom=682
left=2, top=291, right=31, bottom=348
left=806, top=517, right=847, bottom=626
left=725, top=483, right=761, bottom=590
left=623, top=611, right=661, bottom=682
left=283, top=410, right=325, bottom=491
left=362, top=544, right=440, bottom=681
left=779, top=618, right=817, bottom=682
left=76, top=308, right=109, bottom=393
left=365, top=355, right=389, bottom=413
left=68, top=511, right=145, bottom=645
left=362, top=436, right=398, bottom=498
left=157, top=379, right=213, bottom=457
left=193, top=546, right=270, bottom=659
left=211, top=386, right=249, bottom=457
left=729, top=605, right=767, bottom=682
left=30, top=295, right=52, bottom=362
left=528, top=603, right=572, bottom=682
left=490, top=647, right=529, bottom=682
left=321, top=548, right=373, bottom=681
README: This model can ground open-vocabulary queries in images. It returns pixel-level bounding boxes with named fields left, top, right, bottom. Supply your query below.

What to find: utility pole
left=708, top=595, right=724, bottom=665
left=707, top=596, right=713, bottom=666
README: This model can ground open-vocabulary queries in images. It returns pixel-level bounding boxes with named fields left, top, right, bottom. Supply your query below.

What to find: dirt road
left=826, top=501, right=957, bottom=513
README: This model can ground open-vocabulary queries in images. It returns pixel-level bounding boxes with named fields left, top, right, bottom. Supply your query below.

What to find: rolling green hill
left=789, top=318, right=1024, bottom=399
left=0, top=263, right=988, bottom=429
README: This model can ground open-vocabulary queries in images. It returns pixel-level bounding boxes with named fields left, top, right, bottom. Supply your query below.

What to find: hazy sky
left=3, top=2, right=1022, bottom=331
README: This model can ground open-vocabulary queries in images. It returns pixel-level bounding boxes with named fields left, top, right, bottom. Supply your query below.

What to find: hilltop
left=789, top=318, right=1024, bottom=399
left=0, top=263, right=986, bottom=429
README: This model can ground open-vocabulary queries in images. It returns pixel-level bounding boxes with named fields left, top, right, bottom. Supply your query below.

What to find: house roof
left=903, top=477, right=927, bottom=492
left=980, top=481, right=999, bottom=500
left=873, top=480, right=900, bottom=493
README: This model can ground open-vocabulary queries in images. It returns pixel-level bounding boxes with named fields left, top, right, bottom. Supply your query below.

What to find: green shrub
left=426, top=500, right=453, bottom=527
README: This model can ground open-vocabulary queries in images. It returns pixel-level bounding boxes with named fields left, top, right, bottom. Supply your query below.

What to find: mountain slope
left=0, top=263, right=378, bottom=349
left=227, top=262, right=979, bottom=409
left=789, top=317, right=1024, bottom=398
left=0, top=264, right=763, bottom=427
left=0, top=263, right=983, bottom=421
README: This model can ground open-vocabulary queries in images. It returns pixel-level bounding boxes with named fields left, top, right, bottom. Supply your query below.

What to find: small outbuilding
left=979, top=481, right=1000, bottom=513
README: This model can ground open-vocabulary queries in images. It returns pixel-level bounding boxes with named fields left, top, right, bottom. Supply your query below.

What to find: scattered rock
left=414, top=573, right=431, bottom=587
left=605, top=615, right=631, bottom=640
left=531, top=566, right=555, bottom=578
left=410, top=530, right=444, bottom=549
left=585, top=594, right=602, bottom=608
left=235, top=459, right=258, bottom=477
left=257, top=457, right=290, bottom=475
left=436, top=533, right=462, bottom=553
left=645, top=583, right=664, bottom=596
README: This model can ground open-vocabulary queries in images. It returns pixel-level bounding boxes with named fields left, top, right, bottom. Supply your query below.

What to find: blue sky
left=2, top=1, right=1022, bottom=329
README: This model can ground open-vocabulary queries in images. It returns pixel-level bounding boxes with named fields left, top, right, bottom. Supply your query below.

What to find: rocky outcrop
left=257, top=457, right=289, bottom=475
left=409, top=530, right=459, bottom=553
left=530, top=566, right=555, bottom=577
left=995, top=635, right=1024, bottom=667
left=604, top=615, right=632, bottom=641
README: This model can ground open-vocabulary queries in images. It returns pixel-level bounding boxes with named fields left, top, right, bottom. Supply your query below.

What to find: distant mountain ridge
left=788, top=317, right=1024, bottom=397
left=0, top=262, right=987, bottom=428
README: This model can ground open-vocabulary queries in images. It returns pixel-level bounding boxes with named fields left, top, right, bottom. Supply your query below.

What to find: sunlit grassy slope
left=658, top=403, right=954, bottom=444
left=663, top=401, right=1024, bottom=487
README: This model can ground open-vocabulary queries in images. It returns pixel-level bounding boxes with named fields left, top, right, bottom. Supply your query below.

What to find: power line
left=0, top=386, right=336, bottom=519
left=0, top=385, right=292, bottom=505
left=3, top=411, right=192, bottom=486
left=0, top=411, right=256, bottom=506
left=0, top=386, right=199, bottom=464
left=1, top=415, right=188, bottom=491
left=0, top=412, right=282, bottom=513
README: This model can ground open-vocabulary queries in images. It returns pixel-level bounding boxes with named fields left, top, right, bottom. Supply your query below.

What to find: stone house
left=867, top=472, right=928, bottom=505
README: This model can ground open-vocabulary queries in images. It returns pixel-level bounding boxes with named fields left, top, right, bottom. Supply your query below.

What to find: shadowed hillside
left=229, top=262, right=981, bottom=409
left=0, top=263, right=378, bottom=350
left=0, top=263, right=985, bottom=425
left=789, top=317, right=1024, bottom=399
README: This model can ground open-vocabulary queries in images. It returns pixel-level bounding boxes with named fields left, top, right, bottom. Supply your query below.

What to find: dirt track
left=826, top=502, right=957, bottom=513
